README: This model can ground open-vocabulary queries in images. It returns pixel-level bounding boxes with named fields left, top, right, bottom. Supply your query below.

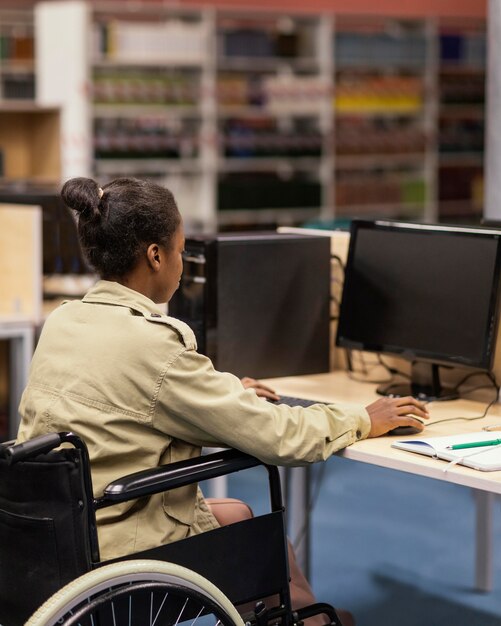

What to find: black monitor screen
left=336, top=220, right=501, bottom=399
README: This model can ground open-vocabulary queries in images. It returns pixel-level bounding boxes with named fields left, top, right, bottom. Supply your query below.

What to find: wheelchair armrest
left=96, top=448, right=262, bottom=508
left=0, top=440, right=16, bottom=458
left=1, top=433, right=66, bottom=463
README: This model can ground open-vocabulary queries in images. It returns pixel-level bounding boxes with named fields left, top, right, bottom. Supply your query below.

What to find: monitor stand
left=376, top=361, right=458, bottom=402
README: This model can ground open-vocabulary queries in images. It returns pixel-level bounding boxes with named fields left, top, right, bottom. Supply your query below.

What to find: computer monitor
left=336, top=220, right=501, bottom=400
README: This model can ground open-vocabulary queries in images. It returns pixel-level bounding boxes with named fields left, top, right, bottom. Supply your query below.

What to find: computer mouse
left=388, top=425, right=422, bottom=436
left=388, top=419, right=425, bottom=436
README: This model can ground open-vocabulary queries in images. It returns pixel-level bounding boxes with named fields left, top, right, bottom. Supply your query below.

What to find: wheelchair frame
left=0, top=432, right=341, bottom=626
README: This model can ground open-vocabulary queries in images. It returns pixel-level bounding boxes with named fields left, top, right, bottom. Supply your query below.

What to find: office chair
left=0, top=432, right=341, bottom=626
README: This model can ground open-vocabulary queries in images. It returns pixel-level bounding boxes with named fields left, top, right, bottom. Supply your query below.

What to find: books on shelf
left=392, top=431, right=501, bottom=472
left=94, top=20, right=208, bottom=65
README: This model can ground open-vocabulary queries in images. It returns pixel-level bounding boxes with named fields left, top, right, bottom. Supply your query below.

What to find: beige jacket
left=17, top=280, right=371, bottom=560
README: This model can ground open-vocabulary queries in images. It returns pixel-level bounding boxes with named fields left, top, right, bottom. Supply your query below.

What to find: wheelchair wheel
left=26, top=559, right=245, bottom=626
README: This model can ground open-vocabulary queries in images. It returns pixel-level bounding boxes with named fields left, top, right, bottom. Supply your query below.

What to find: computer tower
left=168, top=231, right=331, bottom=379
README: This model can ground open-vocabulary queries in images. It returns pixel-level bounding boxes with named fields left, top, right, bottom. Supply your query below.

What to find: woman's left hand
left=241, top=377, right=280, bottom=401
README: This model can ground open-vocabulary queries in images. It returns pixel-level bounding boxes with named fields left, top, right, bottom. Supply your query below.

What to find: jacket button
left=151, top=313, right=162, bottom=318
left=356, top=429, right=362, bottom=439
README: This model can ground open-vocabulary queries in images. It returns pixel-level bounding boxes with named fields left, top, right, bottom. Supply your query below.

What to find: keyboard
left=269, top=395, right=327, bottom=408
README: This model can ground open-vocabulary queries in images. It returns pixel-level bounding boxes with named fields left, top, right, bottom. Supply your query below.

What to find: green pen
left=446, top=439, right=501, bottom=450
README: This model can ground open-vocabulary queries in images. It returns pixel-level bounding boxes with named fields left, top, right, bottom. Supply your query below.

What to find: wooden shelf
left=335, top=108, right=425, bottom=119
left=0, top=107, right=60, bottom=182
left=0, top=203, right=42, bottom=322
left=217, top=105, right=321, bottom=118
left=93, top=103, right=202, bottom=118
left=0, top=60, right=35, bottom=72
left=439, top=152, right=484, bottom=167
left=218, top=57, right=319, bottom=72
left=93, top=58, right=205, bottom=69
left=94, top=157, right=202, bottom=176
left=336, top=153, right=426, bottom=169
left=439, top=104, right=484, bottom=119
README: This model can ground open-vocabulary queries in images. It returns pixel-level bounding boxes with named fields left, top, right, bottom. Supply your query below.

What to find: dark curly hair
left=61, top=177, right=181, bottom=278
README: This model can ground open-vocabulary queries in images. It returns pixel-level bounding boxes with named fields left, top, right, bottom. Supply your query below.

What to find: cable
left=427, top=372, right=499, bottom=427
left=376, top=380, right=406, bottom=395
left=428, top=397, right=498, bottom=427
left=343, top=351, right=399, bottom=384
left=345, top=349, right=353, bottom=372
left=356, top=351, right=381, bottom=375
left=330, top=254, right=345, bottom=276
left=451, top=370, right=498, bottom=394
left=377, top=354, right=411, bottom=380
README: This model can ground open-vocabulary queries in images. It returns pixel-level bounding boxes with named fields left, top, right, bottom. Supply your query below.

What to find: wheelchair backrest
left=0, top=449, right=93, bottom=626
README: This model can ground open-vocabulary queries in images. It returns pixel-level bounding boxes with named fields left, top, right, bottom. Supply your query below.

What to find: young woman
left=17, top=177, right=428, bottom=625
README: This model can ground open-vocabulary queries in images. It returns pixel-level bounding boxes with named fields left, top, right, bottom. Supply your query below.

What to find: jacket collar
left=82, top=280, right=166, bottom=317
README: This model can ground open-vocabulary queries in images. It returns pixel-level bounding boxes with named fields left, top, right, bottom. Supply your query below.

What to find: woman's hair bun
left=61, top=177, right=102, bottom=217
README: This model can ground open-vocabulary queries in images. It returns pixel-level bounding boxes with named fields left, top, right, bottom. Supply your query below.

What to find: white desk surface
left=262, top=371, right=501, bottom=495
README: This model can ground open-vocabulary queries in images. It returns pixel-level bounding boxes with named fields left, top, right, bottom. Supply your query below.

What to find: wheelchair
left=0, top=431, right=342, bottom=626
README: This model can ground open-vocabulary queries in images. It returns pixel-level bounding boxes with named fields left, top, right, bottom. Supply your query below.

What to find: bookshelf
left=215, top=13, right=332, bottom=227
left=0, top=9, right=35, bottom=103
left=332, top=16, right=437, bottom=222
left=31, top=2, right=486, bottom=230
left=437, top=18, right=486, bottom=221
left=0, top=8, right=61, bottom=184
left=88, top=5, right=216, bottom=230
left=0, top=9, right=58, bottom=444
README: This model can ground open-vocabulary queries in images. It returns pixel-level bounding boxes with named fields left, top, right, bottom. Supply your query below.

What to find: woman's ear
left=146, top=243, right=162, bottom=271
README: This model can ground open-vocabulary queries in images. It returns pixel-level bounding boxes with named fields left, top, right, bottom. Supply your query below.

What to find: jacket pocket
left=161, top=442, right=200, bottom=527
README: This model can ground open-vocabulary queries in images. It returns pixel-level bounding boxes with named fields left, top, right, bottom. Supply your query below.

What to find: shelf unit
left=0, top=9, right=35, bottom=103
left=87, top=4, right=216, bottom=230
left=29, top=2, right=486, bottom=231
left=0, top=9, right=62, bottom=184
left=332, top=16, right=437, bottom=222
left=214, top=13, right=332, bottom=227
left=0, top=102, right=60, bottom=182
left=0, top=11, right=61, bottom=443
left=437, top=17, right=486, bottom=221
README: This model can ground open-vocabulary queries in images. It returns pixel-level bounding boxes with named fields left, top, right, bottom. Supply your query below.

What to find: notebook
left=391, top=431, right=501, bottom=472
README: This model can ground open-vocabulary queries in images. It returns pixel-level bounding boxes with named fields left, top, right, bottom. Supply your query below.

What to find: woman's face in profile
left=159, top=223, right=185, bottom=304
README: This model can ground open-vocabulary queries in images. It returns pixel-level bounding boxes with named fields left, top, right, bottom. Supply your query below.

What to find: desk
left=262, top=371, right=501, bottom=592
left=0, top=319, right=34, bottom=440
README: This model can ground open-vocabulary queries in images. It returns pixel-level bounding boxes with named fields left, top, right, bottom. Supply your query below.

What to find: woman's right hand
left=365, top=396, right=429, bottom=438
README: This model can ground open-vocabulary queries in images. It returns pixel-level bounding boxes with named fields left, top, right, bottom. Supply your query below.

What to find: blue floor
left=225, top=456, right=501, bottom=626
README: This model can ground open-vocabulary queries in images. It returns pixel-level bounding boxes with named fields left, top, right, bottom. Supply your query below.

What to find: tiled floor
left=227, top=455, right=501, bottom=626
